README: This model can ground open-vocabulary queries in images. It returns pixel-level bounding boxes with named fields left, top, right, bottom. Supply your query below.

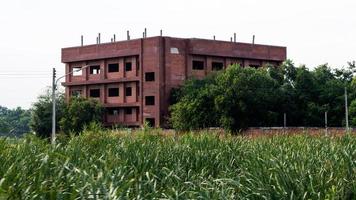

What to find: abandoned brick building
left=61, top=35, right=286, bottom=127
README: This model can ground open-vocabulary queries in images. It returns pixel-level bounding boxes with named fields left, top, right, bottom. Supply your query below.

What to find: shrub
left=60, top=97, right=104, bottom=134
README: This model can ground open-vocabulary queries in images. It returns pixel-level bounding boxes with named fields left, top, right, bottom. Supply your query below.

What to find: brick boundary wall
left=242, top=127, right=356, bottom=137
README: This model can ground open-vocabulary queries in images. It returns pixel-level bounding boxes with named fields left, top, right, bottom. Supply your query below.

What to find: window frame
left=192, top=60, right=205, bottom=70
left=125, top=108, right=132, bottom=115
left=125, top=87, right=132, bottom=96
left=212, top=62, right=224, bottom=71
left=89, top=65, right=101, bottom=75
left=125, top=62, right=132, bottom=71
left=107, top=108, right=119, bottom=116
left=89, top=89, right=100, bottom=98
left=108, top=63, right=119, bottom=73
left=72, top=66, right=82, bottom=76
left=108, top=88, right=119, bottom=97
left=145, top=96, right=155, bottom=106
left=71, top=90, right=82, bottom=97
left=145, top=72, right=155, bottom=82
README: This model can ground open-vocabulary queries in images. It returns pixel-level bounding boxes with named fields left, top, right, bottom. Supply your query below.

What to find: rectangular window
left=90, top=65, right=101, bottom=74
left=108, top=63, right=119, bottom=72
left=72, top=67, right=82, bottom=76
left=108, top=88, right=119, bottom=97
left=107, top=108, right=119, bottom=115
left=71, top=90, right=81, bottom=97
left=89, top=89, right=100, bottom=97
left=145, top=96, right=155, bottom=105
left=145, top=72, right=155, bottom=81
left=192, top=60, right=204, bottom=70
left=212, top=62, right=224, bottom=71
left=125, top=62, right=132, bottom=71
left=125, top=87, right=132, bottom=96
left=125, top=108, right=132, bottom=115
left=145, top=118, right=155, bottom=127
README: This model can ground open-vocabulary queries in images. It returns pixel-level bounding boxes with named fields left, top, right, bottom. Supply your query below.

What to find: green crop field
left=0, top=130, right=355, bottom=199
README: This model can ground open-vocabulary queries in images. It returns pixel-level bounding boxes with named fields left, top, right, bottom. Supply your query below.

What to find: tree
left=0, top=106, right=31, bottom=136
left=170, top=65, right=282, bottom=132
left=349, top=99, right=356, bottom=127
left=170, top=60, right=356, bottom=133
left=170, top=75, right=219, bottom=131
left=60, top=97, right=104, bottom=134
left=30, top=88, right=65, bottom=138
left=214, top=65, right=281, bottom=131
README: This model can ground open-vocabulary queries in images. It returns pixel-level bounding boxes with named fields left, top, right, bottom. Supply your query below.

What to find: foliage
left=214, top=66, right=281, bottom=131
left=349, top=99, right=356, bottom=126
left=59, top=97, right=104, bottom=134
left=29, top=88, right=65, bottom=138
left=170, top=75, right=219, bottom=130
left=0, top=133, right=354, bottom=199
left=0, top=106, right=31, bottom=137
left=170, top=60, right=356, bottom=132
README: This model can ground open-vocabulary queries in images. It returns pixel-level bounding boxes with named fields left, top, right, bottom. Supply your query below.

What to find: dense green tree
left=0, top=106, right=31, bottom=136
left=214, top=65, right=280, bottom=131
left=60, top=97, right=104, bottom=134
left=170, top=75, right=219, bottom=130
left=30, top=89, right=65, bottom=138
left=350, top=99, right=356, bottom=127
left=170, top=60, right=356, bottom=132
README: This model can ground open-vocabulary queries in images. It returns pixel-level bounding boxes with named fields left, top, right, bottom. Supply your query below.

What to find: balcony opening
left=89, top=89, right=100, bottom=98
left=145, top=72, right=155, bottom=81
left=71, top=90, right=81, bottom=97
left=192, top=60, right=204, bottom=70
left=249, top=64, right=260, bottom=69
left=90, top=65, right=101, bottom=74
left=212, top=62, right=224, bottom=71
left=145, top=118, right=155, bottom=127
left=125, top=62, right=132, bottom=71
left=145, top=96, right=155, bottom=105
left=125, top=87, right=132, bottom=96
left=107, top=107, right=119, bottom=116
left=108, top=88, right=119, bottom=97
left=125, top=108, right=132, bottom=115
left=108, top=63, right=119, bottom=73
left=72, top=66, right=82, bottom=76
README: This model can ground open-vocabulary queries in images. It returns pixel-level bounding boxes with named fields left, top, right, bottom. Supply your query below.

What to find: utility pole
left=345, top=87, right=349, bottom=134
left=283, top=113, right=286, bottom=134
left=325, top=111, right=328, bottom=136
left=51, top=68, right=56, bottom=146
left=51, top=65, right=91, bottom=146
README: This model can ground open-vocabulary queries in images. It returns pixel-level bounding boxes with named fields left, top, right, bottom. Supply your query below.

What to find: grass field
left=0, top=130, right=355, bottom=199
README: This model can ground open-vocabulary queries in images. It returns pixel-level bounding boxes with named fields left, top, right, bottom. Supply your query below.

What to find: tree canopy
left=29, top=88, right=65, bottom=138
left=0, top=106, right=30, bottom=136
left=170, top=60, right=356, bottom=132
left=60, top=97, right=104, bottom=134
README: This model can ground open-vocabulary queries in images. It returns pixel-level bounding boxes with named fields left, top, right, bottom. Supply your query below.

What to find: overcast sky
left=0, top=0, right=355, bottom=109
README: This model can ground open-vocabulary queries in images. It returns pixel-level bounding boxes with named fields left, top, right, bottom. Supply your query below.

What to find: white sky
left=0, top=0, right=355, bottom=109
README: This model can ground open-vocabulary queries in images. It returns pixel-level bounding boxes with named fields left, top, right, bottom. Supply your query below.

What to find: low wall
left=243, top=127, right=355, bottom=137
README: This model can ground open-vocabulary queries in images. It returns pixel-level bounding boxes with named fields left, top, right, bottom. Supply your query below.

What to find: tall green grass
left=0, top=131, right=355, bottom=199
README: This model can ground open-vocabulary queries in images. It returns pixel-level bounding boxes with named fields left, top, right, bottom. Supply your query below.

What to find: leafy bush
left=30, top=88, right=65, bottom=138
left=60, top=97, right=104, bottom=134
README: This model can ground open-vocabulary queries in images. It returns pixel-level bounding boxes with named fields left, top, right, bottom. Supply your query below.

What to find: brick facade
left=62, top=36, right=287, bottom=127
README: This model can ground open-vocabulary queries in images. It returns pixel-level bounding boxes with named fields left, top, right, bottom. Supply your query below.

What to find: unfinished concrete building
left=61, top=35, right=286, bottom=127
